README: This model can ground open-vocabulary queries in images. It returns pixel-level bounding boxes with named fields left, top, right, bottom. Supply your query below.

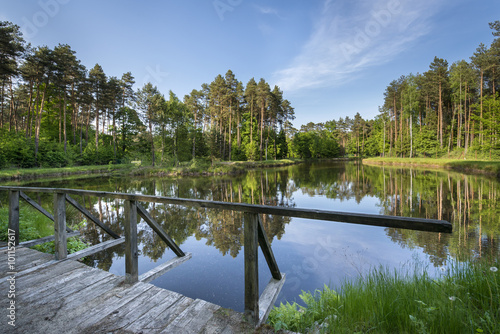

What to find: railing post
left=54, top=192, right=67, bottom=260
left=8, top=190, right=20, bottom=246
left=124, top=200, right=138, bottom=284
left=244, top=212, right=259, bottom=325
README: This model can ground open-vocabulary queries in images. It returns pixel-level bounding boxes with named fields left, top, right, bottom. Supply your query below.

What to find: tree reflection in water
left=10, top=161, right=498, bottom=271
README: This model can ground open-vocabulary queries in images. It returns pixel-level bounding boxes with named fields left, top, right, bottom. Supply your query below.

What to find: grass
left=268, top=258, right=499, bottom=334
left=0, top=206, right=88, bottom=254
left=363, top=157, right=500, bottom=176
left=0, top=163, right=135, bottom=181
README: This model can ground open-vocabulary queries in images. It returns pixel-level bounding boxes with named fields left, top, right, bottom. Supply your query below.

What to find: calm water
left=3, top=161, right=499, bottom=311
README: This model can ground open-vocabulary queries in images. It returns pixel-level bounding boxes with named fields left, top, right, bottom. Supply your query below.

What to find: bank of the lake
left=268, top=257, right=499, bottom=334
left=363, top=157, right=500, bottom=177
left=0, top=158, right=309, bottom=182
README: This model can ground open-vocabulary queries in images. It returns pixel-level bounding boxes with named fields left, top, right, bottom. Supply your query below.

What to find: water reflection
left=2, top=161, right=498, bottom=310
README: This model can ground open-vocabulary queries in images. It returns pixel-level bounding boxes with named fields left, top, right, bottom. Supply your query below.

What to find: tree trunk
left=479, top=70, right=483, bottom=146
left=35, top=85, right=48, bottom=164
left=229, top=103, right=232, bottom=161
left=260, top=104, right=264, bottom=160
left=439, top=81, right=443, bottom=148
left=63, top=91, right=67, bottom=154
left=149, top=117, right=155, bottom=166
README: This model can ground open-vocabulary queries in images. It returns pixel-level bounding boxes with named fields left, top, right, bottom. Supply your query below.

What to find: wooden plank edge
left=257, top=273, right=286, bottom=327
left=67, top=237, right=125, bottom=260
left=139, top=252, right=192, bottom=283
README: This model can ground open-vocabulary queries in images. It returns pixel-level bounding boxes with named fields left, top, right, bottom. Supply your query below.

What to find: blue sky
left=1, top=0, right=498, bottom=127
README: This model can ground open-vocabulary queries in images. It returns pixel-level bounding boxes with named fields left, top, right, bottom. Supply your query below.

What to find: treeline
left=313, top=21, right=500, bottom=159
left=2, top=20, right=499, bottom=169
left=0, top=20, right=299, bottom=168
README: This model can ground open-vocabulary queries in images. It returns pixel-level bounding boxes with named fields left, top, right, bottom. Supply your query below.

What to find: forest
left=0, top=20, right=499, bottom=168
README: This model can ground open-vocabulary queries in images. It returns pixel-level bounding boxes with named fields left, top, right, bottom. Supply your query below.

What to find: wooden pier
left=1, top=246, right=260, bottom=333
left=0, top=186, right=452, bottom=333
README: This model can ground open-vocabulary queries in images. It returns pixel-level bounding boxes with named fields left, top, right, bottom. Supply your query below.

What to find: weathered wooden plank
left=81, top=286, right=166, bottom=332
left=125, top=294, right=192, bottom=333
left=8, top=190, right=19, bottom=245
left=139, top=252, right=192, bottom=283
left=257, top=215, right=282, bottom=280
left=0, top=186, right=452, bottom=233
left=1, top=257, right=81, bottom=291
left=124, top=200, right=139, bottom=284
left=15, top=275, right=123, bottom=333
left=43, top=275, right=122, bottom=313
left=160, top=299, right=221, bottom=334
left=244, top=212, right=259, bottom=325
left=18, top=231, right=80, bottom=248
left=0, top=247, right=53, bottom=281
left=26, top=269, right=114, bottom=306
left=54, top=192, right=67, bottom=260
left=258, top=273, right=286, bottom=326
left=201, top=307, right=255, bottom=334
left=137, top=203, right=185, bottom=257
left=65, top=194, right=120, bottom=239
left=19, top=266, right=93, bottom=303
left=67, top=237, right=125, bottom=260
left=72, top=282, right=154, bottom=330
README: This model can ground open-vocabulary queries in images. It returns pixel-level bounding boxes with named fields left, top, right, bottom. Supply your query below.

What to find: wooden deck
left=0, top=247, right=265, bottom=334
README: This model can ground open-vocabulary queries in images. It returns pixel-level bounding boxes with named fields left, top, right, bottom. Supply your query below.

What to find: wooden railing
left=0, top=186, right=452, bottom=326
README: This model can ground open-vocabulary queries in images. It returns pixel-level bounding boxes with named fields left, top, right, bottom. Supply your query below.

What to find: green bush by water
left=32, top=236, right=88, bottom=254
left=268, top=259, right=499, bottom=333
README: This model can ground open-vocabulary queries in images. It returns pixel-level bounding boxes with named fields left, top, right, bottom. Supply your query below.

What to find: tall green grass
left=0, top=206, right=88, bottom=254
left=269, top=258, right=499, bottom=333
left=0, top=206, right=53, bottom=241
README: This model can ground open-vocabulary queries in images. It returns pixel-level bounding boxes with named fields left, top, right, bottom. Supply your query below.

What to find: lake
left=2, top=161, right=498, bottom=312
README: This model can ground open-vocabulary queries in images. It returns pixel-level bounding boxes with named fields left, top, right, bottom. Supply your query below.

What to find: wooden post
left=124, top=200, right=138, bottom=284
left=8, top=190, right=20, bottom=246
left=257, top=215, right=281, bottom=280
left=54, top=193, right=67, bottom=260
left=244, top=212, right=259, bottom=325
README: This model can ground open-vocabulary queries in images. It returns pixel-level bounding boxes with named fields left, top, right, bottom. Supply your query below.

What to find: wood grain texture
left=0, top=247, right=269, bottom=334
left=124, top=199, right=138, bottom=283
left=244, top=212, right=259, bottom=325
left=8, top=190, right=19, bottom=245
left=54, top=192, right=67, bottom=260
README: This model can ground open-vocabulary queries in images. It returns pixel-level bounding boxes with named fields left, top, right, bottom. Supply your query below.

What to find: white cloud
left=274, top=0, right=444, bottom=91
left=253, top=5, right=285, bottom=19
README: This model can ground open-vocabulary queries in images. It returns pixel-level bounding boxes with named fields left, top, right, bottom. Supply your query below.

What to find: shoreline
left=0, top=159, right=308, bottom=182
left=362, top=157, right=500, bottom=177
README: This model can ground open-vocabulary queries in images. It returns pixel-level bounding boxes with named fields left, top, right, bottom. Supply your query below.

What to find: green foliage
left=246, top=141, right=259, bottom=161
left=268, top=258, right=499, bottom=334
left=32, top=236, right=88, bottom=254
left=0, top=206, right=53, bottom=242
left=0, top=130, right=36, bottom=167
left=292, top=129, right=340, bottom=159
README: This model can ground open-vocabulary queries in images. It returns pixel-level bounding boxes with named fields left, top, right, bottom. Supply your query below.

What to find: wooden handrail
left=0, top=186, right=453, bottom=233
left=1, top=186, right=452, bottom=326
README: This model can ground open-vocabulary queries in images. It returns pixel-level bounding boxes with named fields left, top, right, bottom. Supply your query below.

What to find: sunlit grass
left=0, top=206, right=88, bottom=254
left=0, top=163, right=134, bottom=180
left=0, top=206, right=53, bottom=241
left=268, top=258, right=499, bottom=333
left=363, top=157, right=500, bottom=175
